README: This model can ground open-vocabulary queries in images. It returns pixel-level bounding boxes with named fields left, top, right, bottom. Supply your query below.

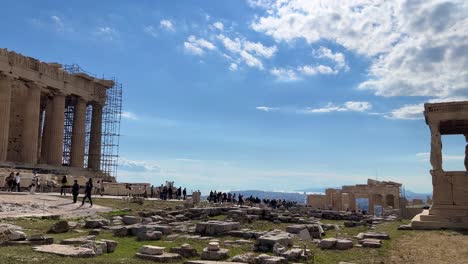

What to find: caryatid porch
left=411, top=101, right=468, bottom=229
left=0, top=48, right=114, bottom=173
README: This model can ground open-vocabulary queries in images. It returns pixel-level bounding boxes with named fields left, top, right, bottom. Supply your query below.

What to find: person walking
left=182, top=188, right=187, bottom=200
left=60, top=175, right=68, bottom=195
left=150, top=185, right=154, bottom=198
left=71, top=180, right=80, bottom=203
left=95, top=180, right=103, bottom=197
left=30, top=172, right=39, bottom=194
left=14, top=173, right=21, bottom=192
left=81, top=178, right=93, bottom=207
left=5, top=172, right=14, bottom=192
left=168, top=186, right=173, bottom=200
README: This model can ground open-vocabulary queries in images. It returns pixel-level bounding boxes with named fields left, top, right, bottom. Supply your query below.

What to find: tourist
left=177, top=187, right=182, bottom=200
left=143, top=185, right=148, bottom=198
left=29, top=172, right=39, bottom=194
left=60, top=175, right=67, bottom=195
left=14, top=172, right=21, bottom=192
left=95, top=180, right=103, bottom=197
left=71, top=180, right=80, bottom=203
left=150, top=185, right=154, bottom=198
left=81, top=178, right=93, bottom=207
left=126, top=183, right=132, bottom=197
left=182, top=188, right=187, bottom=200
left=5, top=172, right=14, bottom=192
left=168, top=186, right=173, bottom=200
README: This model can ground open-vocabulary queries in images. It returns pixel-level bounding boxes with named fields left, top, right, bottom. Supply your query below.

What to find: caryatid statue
left=430, top=123, right=443, bottom=172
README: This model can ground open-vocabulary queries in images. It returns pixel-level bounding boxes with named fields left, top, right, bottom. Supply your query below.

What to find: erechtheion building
left=411, top=102, right=468, bottom=229
left=307, top=179, right=401, bottom=215
left=0, top=48, right=121, bottom=179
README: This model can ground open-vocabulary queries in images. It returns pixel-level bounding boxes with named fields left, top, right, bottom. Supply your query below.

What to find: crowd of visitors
left=207, top=190, right=298, bottom=209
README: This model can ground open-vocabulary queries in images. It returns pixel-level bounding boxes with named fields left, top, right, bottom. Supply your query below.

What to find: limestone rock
left=140, top=245, right=165, bottom=255
left=281, top=248, right=303, bottom=261
left=318, top=238, right=337, bottom=249
left=195, top=220, right=240, bottom=236
left=336, top=239, right=353, bottom=250
left=8, top=230, right=27, bottom=241
left=49, top=220, right=70, bottom=233
left=255, top=230, right=292, bottom=252
left=232, top=252, right=256, bottom=264
left=255, top=254, right=288, bottom=264
left=169, top=243, right=199, bottom=258
left=34, top=244, right=96, bottom=258
left=122, top=215, right=141, bottom=225
left=136, top=252, right=182, bottom=262
left=101, top=239, right=118, bottom=253
left=201, top=247, right=229, bottom=260
left=60, top=235, right=96, bottom=245
left=137, top=230, right=163, bottom=241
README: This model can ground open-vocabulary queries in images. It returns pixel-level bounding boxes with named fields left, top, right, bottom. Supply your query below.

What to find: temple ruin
left=0, top=48, right=122, bottom=179
left=307, top=179, right=401, bottom=215
left=411, top=101, right=468, bottom=229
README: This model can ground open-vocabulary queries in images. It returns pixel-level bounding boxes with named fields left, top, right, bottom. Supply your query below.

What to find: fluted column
left=0, top=74, right=12, bottom=161
left=21, top=82, right=41, bottom=164
left=88, top=102, right=102, bottom=170
left=47, top=94, right=65, bottom=166
left=40, top=98, right=53, bottom=164
left=70, top=98, right=87, bottom=167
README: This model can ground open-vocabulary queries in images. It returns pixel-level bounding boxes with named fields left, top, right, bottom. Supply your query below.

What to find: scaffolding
left=63, top=64, right=122, bottom=179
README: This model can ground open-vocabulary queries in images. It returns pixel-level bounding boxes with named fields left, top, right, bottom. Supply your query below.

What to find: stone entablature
left=0, top=49, right=113, bottom=104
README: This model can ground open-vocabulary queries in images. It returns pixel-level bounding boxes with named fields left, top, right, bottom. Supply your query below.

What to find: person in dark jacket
left=182, top=188, right=187, bottom=200
left=81, top=178, right=93, bottom=207
left=72, top=180, right=80, bottom=203
left=60, top=175, right=67, bottom=196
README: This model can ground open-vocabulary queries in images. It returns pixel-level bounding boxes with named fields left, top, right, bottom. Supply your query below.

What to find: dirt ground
left=0, top=193, right=111, bottom=219
left=387, top=229, right=468, bottom=264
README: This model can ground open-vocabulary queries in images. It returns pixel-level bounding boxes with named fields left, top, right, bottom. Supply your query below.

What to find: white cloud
left=51, top=15, right=65, bottom=32
left=213, top=21, right=224, bottom=31
left=119, top=157, right=162, bottom=172
left=270, top=67, right=300, bottom=81
left=217, top=34, right=277, bottom=70
left=94, top=26, right=119, bottom=41
left=250, top=0, right=468, bottom=100
left=143, top=25, right=158, bottom=38
left=229, top=63, right=238, bottom=71
left=184, top=35, right=216, bottom=56
left=313, top=46, right=349, bottom=72
left=301, top=101, right=372, bottom=114
left=385, top=103, right=425, bottom=120
left=298, top=65, right=337, bottom=75
left=256, top=106, right=279, bottom=112
left=160, top=19, right=175, bottom=31
left=416, top=152, right=464, bottom=161
left=121, top=111, right=138, bottom=120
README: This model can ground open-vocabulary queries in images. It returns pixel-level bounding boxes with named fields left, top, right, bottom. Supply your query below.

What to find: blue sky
left=2, top=0, right=467, bottom=193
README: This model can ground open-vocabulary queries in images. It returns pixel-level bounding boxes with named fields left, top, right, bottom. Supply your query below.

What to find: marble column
left=88, top=102, right=102, bottom=170
left=40, top=98, right=53, bottom=164
left=70, top=98, right=87, bottom=168
left=0, top=75, right=13, bottom=162
left=0, top=74, right=12, bottom=162
left=47, top=94, right=65, bottom=166
left=21, top=82, right=41, bottom=164
left=429, top=122, right=443, bottom=172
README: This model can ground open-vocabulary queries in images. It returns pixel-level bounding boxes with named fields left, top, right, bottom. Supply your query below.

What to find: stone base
left=411, top=207, right=468, bottom=230
left=135, top=252, right=182, bottom=262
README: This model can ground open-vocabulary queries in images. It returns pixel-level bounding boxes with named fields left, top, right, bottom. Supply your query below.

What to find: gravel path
left=0, top=193, right=112, bottom=219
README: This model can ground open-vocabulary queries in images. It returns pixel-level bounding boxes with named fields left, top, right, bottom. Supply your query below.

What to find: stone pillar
left=47, top=94, right=65, bottom=166
left=70, top=98, right=87, bottom=168
left=21, top=82, right=41, bottom=164
left=88, top=102, right=102, bottom=170
left=368, top=194, right=374, bottom=215
left=429, top=122, right=443, bottom=172
left=0, top=74, right=12, bottom=161
left=40, top=98, right=53, bottom=164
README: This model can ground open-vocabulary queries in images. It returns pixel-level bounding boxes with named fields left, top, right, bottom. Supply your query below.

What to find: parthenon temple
left=0, top=48, right=121, bottom=178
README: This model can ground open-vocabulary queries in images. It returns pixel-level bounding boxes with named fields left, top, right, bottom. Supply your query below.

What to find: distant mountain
left=403, top=190, right=432, bottom=202
left=228, top=190, right=308, bottom=204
